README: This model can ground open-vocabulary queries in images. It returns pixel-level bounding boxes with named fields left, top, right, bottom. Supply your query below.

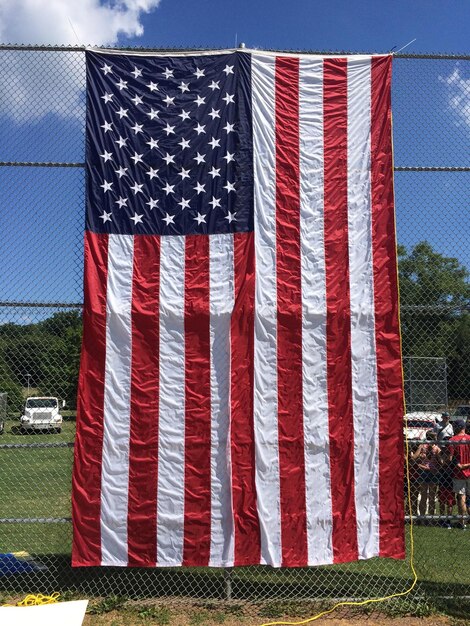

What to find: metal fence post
left=224, top=568, right=232, bottom=600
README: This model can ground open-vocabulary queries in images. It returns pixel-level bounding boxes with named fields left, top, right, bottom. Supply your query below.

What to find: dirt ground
left=82, top=610, right=465, bottom=626
left=82, top=615, right=460, bottom=626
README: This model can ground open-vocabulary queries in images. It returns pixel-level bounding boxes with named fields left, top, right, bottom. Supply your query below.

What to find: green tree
left=39, top=321, right=82, bottom=408
left=0, top=356, right=24, bottom=415
left=0, top=311, right=82, bottom=411
left=398, top=242, right=470, bottom=402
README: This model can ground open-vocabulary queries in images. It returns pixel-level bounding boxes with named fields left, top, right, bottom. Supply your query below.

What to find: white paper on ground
left=0, top=600, right=88, bottom=626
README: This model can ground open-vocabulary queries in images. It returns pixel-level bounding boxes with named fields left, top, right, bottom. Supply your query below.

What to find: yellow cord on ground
left=259, top=105, right=417, bottom=626
left=3, top=592, right=60, bottom=607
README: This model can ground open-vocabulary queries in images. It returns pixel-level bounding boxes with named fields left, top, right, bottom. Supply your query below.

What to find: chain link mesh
left=0, top=48, right=469, bottom=614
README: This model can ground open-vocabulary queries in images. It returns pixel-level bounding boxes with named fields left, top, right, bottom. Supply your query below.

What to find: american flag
left=72, top=49, right=405, bottom=568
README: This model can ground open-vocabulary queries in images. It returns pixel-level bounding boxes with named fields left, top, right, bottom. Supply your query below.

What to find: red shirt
left=449, top=434, right=470, bottom=479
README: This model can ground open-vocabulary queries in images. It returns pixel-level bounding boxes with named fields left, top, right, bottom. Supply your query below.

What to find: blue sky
left=131, top=0, right=470, bottom=54
left=0, top=0, right=468, bottom=309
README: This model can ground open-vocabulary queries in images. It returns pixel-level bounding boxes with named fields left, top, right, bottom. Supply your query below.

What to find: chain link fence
left=0, top=47, right=469, bottom=615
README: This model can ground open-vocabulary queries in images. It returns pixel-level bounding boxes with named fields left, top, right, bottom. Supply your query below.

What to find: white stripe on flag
left=157, top=235, right=186, bottom=566
left=347, top=57, right=380, bottom=559
left=209, top=234, right=235, bottom=567
left=298, top=59, right=334, bottom=566
left=252, top=54, right=282, bottom=567
left=101, top=234, right=134, bottom=566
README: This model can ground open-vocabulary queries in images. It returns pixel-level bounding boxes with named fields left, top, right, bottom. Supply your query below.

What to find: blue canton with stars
left=86, top=51, right=253, bottom=236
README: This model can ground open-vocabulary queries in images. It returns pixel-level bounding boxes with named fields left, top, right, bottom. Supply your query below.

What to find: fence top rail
left=0, top=43, right=469, bottom=60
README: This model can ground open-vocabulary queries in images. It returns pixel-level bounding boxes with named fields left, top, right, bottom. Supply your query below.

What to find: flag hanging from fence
left=72, top=49, right=405, bottom=569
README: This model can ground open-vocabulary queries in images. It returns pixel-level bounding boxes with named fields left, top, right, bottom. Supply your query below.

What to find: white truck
left=20, top=396, right=63, bottom=433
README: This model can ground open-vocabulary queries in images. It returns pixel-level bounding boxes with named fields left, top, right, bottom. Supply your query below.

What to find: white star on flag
left=130, top=152, right=143, bottom=164
left=115, top=197, right=128, bottom=208
left=99, top=210, right=112, bottom=222
left=178, top=168, right=191, bottom=180
left=162, top=212, right=175, bottom=225
left=115, top=167, right=127, bottom=178
left=223, top=181, right=236, bottom=193
left=208, top=137, right=221, bottom=149
left=178, top=198, right=191, bottom=210
left=194, top=212, right=206, bottom=224
left=146, top=138, right=159, bottom=149
left=130, top=213, right=143, bottom=225
left=130, top=182, right=143, bottom=195
left=146, top=167, right=159, bottom=180
left=146, top=198, right=159, bottom=209
left=193, top=152, right=205, bottom=164
left=222, top=93, right=235, bottom=105
left=163, top=153, right=175, bottom=165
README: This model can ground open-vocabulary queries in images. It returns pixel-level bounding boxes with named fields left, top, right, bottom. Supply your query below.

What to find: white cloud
left=0, top=0, right=161, bottom=46
left=0, top=0, right=162, bottom=123
left=439, top=64, right=470, bottom=131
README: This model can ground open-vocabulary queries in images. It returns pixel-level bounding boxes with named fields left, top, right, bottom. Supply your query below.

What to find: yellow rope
left=3, top=592, right=60, bottom=607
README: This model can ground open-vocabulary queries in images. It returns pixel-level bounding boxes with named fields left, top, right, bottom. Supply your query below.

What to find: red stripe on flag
left=230, top=232, right=261, bottom=566
left=127, top=235, right=161, bottom=566
left=323, top=58, right=359, bottom=563
left=183, top=234, right=212, bottom=566
left=275, top=56, right=308, bottom=567
left=72, top=231, right=108, bottom=566
left=370, top=56, right=405, bottom=559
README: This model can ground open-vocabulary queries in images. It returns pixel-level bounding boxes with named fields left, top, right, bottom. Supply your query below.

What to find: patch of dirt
left=83, top=610, right=459, bottom=626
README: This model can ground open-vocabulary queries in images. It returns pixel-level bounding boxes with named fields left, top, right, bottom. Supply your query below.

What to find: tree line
left=0, top=241, right=469, bottom=415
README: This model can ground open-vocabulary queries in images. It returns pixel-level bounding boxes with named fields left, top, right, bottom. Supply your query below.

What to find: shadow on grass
left=9, top=425, right=27, bottom=436
left=1, top=554, right=470, bottom=616
left=8, top=425, right=60, bottom=436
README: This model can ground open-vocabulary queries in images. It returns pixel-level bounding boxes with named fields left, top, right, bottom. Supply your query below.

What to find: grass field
left=1, top=418, right=469, bottom=603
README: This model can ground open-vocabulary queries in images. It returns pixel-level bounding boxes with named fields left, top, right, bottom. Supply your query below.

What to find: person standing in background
left=434, top=411, right=454, bottom=441
left=449, top=419, right=470, bottom=529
